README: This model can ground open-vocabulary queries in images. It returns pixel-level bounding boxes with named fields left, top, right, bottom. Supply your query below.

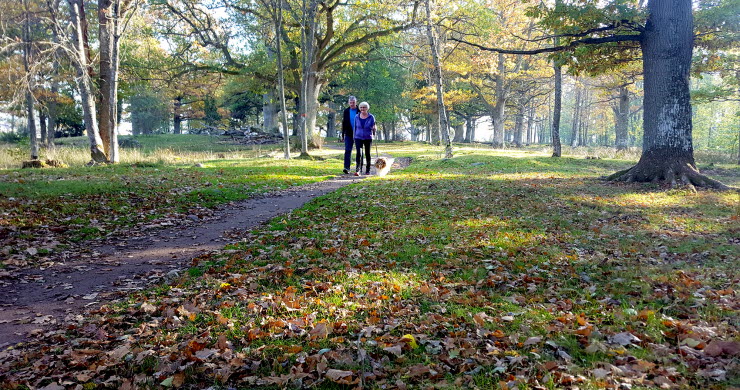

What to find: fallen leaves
left=1, top=156, right=737, bottom=390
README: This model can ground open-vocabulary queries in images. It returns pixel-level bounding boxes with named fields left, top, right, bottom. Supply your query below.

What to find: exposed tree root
left=607, top=161, right=735, bottom=191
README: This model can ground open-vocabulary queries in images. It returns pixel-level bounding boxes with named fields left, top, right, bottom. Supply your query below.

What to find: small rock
left=193, top=163, right=205, bottom=168
left=187, top=214, right=199, bottom=222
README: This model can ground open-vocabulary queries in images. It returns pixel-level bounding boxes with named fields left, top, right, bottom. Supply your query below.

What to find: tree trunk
left=173, top=97, right=182, bottom=135
left=453, top=123, right=464, bottom=142
left=39, top=109, right=48, bottom=146
left=425, top=0, right=452, bottom=157
left=613, top=84, right=630, bottom=150
left=263, top=91, right=277, bottom=132
left=47, top=90, right=57, bottom=147
left=491, top=54, right=506, bottom=148
left=274, top=0, right=290, bottom=159
left=551, top=59, right=562, bottom=157
left=23, top=0, right=38, bottom=160
left=609, top=0, right=728, bottom=189
left=525, top=106, right=534, bottom=145
left=47, top=15, right=59, bottom=149
left=570, top=84, right=581, bottom=147
left=68, top=0, right=106, bottom=162
left=98, top=0, right=114, bottom=158
left=464, top=116, right=473, bottom=142
left=298, top=0, right=319, bottom=156
left=303, top=74, right=323, bottom=149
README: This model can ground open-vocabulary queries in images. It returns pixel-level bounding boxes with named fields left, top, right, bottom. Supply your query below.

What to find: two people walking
left=340, top=96, right=376, bottom=176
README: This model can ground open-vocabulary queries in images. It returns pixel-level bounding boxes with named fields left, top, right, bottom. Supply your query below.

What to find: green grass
left=1, top=143, right=739, bottom=389
left=0, top=135, right=348, bottom=267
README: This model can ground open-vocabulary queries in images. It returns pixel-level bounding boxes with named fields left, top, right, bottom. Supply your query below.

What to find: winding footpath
left=0, top=164, right=398, bottom=348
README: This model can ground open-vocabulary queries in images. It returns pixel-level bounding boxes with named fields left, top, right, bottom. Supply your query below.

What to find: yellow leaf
left=401, top=334, right=418, bottom=349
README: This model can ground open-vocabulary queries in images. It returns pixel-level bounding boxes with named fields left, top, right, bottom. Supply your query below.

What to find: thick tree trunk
left=98, top=0, right=114, bottom=158
left=108, top=0, right=124, bottom=163
left=173, top=97, right=182, bottom=135
left=23, top=0, right=38, bottom=160
left=274, top=4, right=290, bottom=159
left=465, top=116, right=474, bottom=143
left=513, top=112, right=523, bottom=147
left=613, top=85, right=630, bottom=150
left=47, top=22, right=60, bottom=149
left=609, top=0, right=728, bottom=190
left=551, top=60, right=562, bottom=157
left=47, top=92, right=57, bottom=147
left=68, top=0, right=106, bottom=162
left=452, top=123, right=464, bottom=142
left=525, top=106, right=534, bottom=145
left=263, top=91, right=277, bottom=132
left=491, top=54, right=506, bottom=148
left=39, top=109, right=48, bottom=146
left=425, top=0, right=452, bottom=158
left=570, top=85, right=581, bottom=147
left=303, top=74, right=323, bottom=149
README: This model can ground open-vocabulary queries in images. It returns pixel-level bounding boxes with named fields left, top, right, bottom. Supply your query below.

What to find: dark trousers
left=343, top=136, right=354, bottom=170
left=355, top=139, right=372, bottom=172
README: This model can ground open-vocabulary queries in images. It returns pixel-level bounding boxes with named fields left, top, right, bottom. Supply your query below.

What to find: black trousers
left=354, top=139, right=372, bottom=172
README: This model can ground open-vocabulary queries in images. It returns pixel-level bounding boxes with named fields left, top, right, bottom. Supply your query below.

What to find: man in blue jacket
left=340, top=96, right=358, bottom=174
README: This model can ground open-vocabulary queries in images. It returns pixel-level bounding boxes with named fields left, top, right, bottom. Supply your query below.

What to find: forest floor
left=0, top=144, right=738, bottom=390
left=0, top=145, right=410, bottom=346
left=0, top=173, right=366, bottom=346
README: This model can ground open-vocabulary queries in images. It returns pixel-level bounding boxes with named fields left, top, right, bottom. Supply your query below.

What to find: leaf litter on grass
left=0, top=153, right=738, bottom=389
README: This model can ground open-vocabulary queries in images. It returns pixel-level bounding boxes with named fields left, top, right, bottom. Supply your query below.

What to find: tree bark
left=425, top=0, right=452, bottom=158
left=570, top=84, right=581, bottom=147
left=613, top=84, right=630, bottom=150
left=173, top=97, right=182, bottom=134
left=465, top=116, right=474, bottom=143
left=491, top=54, right=506, bottom=149
left=39, top=109, right=48, bottom=146
left=98, top=0, right=113, bottom=157
left=525, top=106, right=534, bottom=145
left=274, top=0, right=290, bottom=159
left=68, top=0, right=106, bottom=162
left=551, top=60, right=562, bottom=157
left=22, top=0, right=38, bottom=160
left=514, top=97, right=528, bottom=147
left=609, top=0, right=728, bottom=189
left=263, top=91, right=277, bottom=132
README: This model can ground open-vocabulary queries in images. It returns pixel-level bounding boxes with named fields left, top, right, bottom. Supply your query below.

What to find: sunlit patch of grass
left=3, top=146, right=738, bottom=389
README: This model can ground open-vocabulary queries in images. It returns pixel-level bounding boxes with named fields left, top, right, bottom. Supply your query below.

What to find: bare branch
left=450, top=33, right=642, bottom=55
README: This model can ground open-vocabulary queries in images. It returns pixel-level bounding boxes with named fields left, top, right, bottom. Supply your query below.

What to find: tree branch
left=450, top=33, right=642, bottom=55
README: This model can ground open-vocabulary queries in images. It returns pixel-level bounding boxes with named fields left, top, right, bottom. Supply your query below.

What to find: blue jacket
left=353, top=113, right=376, bottom=140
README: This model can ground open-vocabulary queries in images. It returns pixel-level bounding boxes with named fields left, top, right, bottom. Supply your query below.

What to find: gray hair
left=348, top=96, right=357, bottom=102
left=358, top=101, right=370, bottom=109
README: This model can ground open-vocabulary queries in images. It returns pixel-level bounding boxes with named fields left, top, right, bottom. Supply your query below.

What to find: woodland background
left=0, top=0, right=738, bottom=166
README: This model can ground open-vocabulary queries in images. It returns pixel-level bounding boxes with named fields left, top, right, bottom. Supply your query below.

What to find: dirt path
left=0, top=161, right=411, bottom=348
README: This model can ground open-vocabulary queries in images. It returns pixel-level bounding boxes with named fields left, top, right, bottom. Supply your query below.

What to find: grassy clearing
left=0, top=135, right=345, bottom=269
left=2, top=147, right=737, bottom=389
left=0, top=135, right=285, bottom=169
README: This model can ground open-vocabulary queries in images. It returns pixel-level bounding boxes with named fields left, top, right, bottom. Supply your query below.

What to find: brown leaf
left=38, top=384, right=65, bottom=390
left=216, top=334, right=230, bottom=351
left=704, top=340, right=740, bottom=357
left=141, top=302, right=157, bottom=314
left=108, top=344, right=131, bottom=360
left=383, top=345, right=404, bottom=357
left=172, top=372, right=186, bottom=387
left=473, top=312, right=488, bottom=327
left=407, top=364, right=431, bottom=378
left=325, top=369, right=358, bottom=385
left=309, top=322, right=329, bottom=340
left=523, top=336, right=542, bottom=346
